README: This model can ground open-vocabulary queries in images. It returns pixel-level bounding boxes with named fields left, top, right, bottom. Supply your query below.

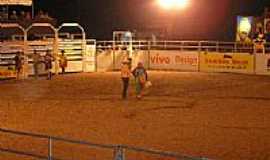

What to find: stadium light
left=157, top=0, right=189, bottom=10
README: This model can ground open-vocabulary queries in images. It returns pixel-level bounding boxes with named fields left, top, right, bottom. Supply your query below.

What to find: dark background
left=33, top=0, right=270, bottom=40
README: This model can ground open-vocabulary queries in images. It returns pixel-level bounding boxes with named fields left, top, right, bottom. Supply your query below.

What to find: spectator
left=265, top=21, right=270, bottom=42
left=0, top=7, right=8, bottom=20
left=38, top=10, right=46, bottom=19
left=44, top=12, right=53, bottom=21
left=59, top=50, right=68, bottom=74
left=10, top=11, right=18, bottom=20
left=265, top=33, right=270, bottom=43
left=25, top=12, right=31, bottom=20
left=254, top=28, right=265, bottom=54
left=14, top=52, right=23, bottom=80
left=44, top=50, right=54, bottom=80
left=36, top=10, right=44, bottom=20
left=32, top=50, right=40, bottom=79
left=19, top=11, right=25, bottom=20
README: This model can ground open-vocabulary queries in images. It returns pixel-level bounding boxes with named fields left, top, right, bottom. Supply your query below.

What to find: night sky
left=35, top=0, right=270, bottom=40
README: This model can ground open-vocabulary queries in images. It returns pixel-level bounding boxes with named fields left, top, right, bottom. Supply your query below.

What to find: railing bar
left=0, top=129, right=205, bottom=160
left=0, top=128, right=116, bottom=149
left=0, top=148, right=48, bottom=160
left=0, top=148, right=70, bottom=160
left=0, top=128, right=49, bottom=139
left=122, top=145, right=202, bottom=160
left=51, top=136, right=117, bottom=149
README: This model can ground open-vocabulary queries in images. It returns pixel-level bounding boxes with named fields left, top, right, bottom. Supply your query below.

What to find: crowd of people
left=14, top=50, right=68, bottom=80
left=0, top=8, right=55, bottom=26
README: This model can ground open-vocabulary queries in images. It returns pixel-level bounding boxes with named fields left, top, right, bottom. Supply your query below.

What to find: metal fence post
left=216, top=41, right=219, bottom=52
left=48, top=137, right=53, bottom=160
left=148, top=41, right=151, bottom=70
left=198, top=41, right=202, bottom=53
left=114, top=146, right=125, bottom=160
left=234, top=42, right=237, bottom=53
left=95, top=41, right=98, bottom=72
left=113, top=41, right=116, bottom=71
left=180, top=41, right=183, bottom=52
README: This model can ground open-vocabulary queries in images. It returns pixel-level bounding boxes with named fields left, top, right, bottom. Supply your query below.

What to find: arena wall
left=255, top=54, right=270, bottom=75
left=3, top=41, right=270, bottom=78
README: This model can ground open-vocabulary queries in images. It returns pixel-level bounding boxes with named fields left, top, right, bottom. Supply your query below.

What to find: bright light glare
left=158, top=0, right=189, bottom=9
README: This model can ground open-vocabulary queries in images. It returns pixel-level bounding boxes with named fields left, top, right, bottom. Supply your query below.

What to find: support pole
left=114, top=146, right=125, bottom=160
left=48, top=137, right=53, bottom=160
left=6, top=5, right=9, bottom=20
left=32, top=1, right=34, bottom=19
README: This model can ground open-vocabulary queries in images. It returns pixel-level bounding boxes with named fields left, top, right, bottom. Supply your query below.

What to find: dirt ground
left=0, top=71, right=270, bottom=160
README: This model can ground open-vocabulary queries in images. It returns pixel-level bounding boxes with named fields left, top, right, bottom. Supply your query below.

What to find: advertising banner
left=255, top=54, right=270, bottom=75
left=236, top=16, right=254, bottom=43
left=200, top=52, right=254, bottom=74
left=132, top=50, right=149, bottom=69
left=0, top=67, right=16, bottom=78
left=149, top=50, right=199, bottom=71
left=0, top=0, right=32, bottom=6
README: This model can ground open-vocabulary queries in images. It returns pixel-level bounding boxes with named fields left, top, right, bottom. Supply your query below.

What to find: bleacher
left=0, top=7, right=57, bottom=29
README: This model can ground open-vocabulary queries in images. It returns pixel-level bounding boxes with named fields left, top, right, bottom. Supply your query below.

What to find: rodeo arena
left=1, top=1, right=270, bottom=160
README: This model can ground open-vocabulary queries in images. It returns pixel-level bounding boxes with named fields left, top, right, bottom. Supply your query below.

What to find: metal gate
left=25, top=23, right=58, bottom=76
left=57, top=23, right=86, bottom=73
left=0, top=23, right=27, bottom=79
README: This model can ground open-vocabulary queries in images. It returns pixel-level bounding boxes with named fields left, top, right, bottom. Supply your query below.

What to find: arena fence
left=96, top=40, right=270, bottom=75
left=2, top=21, right=270, bottom=78
left=0, top=128, right=206, bottom=160
left=0, top=22, right=90, bottom=79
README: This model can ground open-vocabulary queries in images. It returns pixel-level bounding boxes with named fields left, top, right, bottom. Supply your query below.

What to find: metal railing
left=96, top=40, right=270, bottom=54
left=0, top=128, right=206, bottom=160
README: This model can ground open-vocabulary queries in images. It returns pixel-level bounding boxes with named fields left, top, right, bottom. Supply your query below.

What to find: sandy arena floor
left=0, top=71, right=270, bottom=160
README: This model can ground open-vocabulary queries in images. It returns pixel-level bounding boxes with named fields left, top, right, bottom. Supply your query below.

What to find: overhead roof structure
left=0, top=0, right=32, bottom=6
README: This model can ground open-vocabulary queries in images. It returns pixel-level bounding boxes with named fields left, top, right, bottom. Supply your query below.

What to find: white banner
left=0, top=0, right=32, bottom=6
left=150, top=51, right=199, bottom=71
left=255, top=54, right=270, bottom=75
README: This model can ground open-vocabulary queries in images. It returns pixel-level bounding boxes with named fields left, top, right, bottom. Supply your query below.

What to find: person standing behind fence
left=121, top=58, right=132, bottom=99
left=32, top=50, right=40, bottom=79
left=44, top=50, right=54, bottom=80
left=132, top=62, right=148, bottom=99
left=59, top=50, right=68, bottom=75
left=14, top=52, right=23, bottom=80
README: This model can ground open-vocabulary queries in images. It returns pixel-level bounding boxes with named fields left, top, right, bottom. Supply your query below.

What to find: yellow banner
left=200, top=52, right=254, bottom=73
left=0, top=67, right=16, bottom=78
